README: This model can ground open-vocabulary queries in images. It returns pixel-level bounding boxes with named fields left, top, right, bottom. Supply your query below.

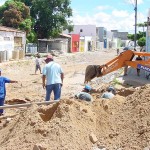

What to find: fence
left=26, top=43, right=37, bottom=54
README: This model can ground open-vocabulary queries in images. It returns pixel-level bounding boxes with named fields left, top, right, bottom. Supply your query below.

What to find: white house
left=0, top=26, right=26, bottom=61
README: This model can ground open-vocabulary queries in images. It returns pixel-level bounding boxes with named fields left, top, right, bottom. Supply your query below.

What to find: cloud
left=125, top=0, right=143, bottom=5
left=71, top=8, right=146, bottom=33
left=97, top=5, right=112, bottom=11
left=112, top=10, right=129, bottom=17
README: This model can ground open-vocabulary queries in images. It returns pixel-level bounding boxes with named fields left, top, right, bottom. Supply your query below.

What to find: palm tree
left=137, top=23, right=147, bottom=36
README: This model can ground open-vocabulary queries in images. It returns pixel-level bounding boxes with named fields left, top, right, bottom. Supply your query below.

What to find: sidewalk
left=116, top=67, right=150, bottom=87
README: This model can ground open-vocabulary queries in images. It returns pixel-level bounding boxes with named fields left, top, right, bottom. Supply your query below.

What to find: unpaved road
left=0, top=50, right=150, bottom=150
left=0, top=50, right=116, bottom=101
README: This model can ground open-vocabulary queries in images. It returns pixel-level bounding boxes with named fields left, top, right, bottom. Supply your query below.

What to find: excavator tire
left=84, top=65, right=101, bottom=83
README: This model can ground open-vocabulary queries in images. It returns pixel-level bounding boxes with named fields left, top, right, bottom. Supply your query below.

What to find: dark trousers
left=45, top=83, right=61, bottom=101
left=0, top=97, right=5, bottom=114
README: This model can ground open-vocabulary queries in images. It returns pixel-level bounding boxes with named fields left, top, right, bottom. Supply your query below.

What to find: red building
left=70, top=34, right=80, bottom=52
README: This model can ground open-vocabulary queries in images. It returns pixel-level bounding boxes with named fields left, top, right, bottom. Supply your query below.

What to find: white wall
left=48, top=40, right=68, bottom=53
left=84, top=36, right=92, bottom=52
left=0, top=30, right=26, bottom=59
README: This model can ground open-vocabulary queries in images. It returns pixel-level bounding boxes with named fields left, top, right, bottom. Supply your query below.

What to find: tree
left=127, top=34, right=134, bottom=41
left=137, top=37, right=146, bottom=47
left=31, top=0, right=73, bottom=39
left=137, top=23, right=147, bottom=37
left=14, top=0, right=33, bottom=7
left=127, top=31, right=146, bottom=41
left=0, top=0, right=35, bottom=42
left=0, top=0, right=30, bottom=29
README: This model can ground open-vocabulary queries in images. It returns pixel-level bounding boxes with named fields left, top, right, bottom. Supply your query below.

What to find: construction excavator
left=84, top=50, right=150, bottom=83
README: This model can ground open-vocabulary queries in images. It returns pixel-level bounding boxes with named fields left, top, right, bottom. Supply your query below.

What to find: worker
left=42, top=54, right=64, bottom=101
left=35, top=53, right=42, bottom=74
left=123, top=66, right=128, bottom=76
left=82, top=84, right=92, bottom=93
left=0, top=69, right=18, bottom=115
left=75, top=91, right=92, bottom=102
left=136, top=55, right=142, bottom=76
left=117, top=48, right=119, bottom=55
left=74, top=84, right=93, bottom=102
left=101, top=86, right=116, bottom=99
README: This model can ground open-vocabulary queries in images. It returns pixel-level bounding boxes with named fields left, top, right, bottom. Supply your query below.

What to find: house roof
left=38, top=38, right=68, bottom=42
left=59, top=33, right=71, bottom=38
left=0, top=26, right=25, bottom=33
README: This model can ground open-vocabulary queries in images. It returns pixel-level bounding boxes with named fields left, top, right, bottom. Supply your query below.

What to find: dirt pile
left=0, top=99, right=96, bottom=150
left=0, top=85, right=150, bottom=150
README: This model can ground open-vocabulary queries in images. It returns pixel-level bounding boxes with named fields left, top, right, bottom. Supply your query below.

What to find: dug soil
left=0, top=50, right=149, bottom=150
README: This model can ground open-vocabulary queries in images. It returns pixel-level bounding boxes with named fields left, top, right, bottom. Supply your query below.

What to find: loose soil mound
left=0, top=85, right=150, bottom=150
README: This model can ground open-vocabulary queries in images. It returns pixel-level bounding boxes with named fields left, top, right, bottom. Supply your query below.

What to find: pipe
left=0, top=100, right=59, bottom=109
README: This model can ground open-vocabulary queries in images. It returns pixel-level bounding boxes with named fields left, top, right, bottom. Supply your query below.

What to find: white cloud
left=125, top=0, right=143, bottom=5
left=97, top=5, right=111, bottom=11
left=71, top=8, right=146, bottom=33
left=112, top=10, right=129, bottom=18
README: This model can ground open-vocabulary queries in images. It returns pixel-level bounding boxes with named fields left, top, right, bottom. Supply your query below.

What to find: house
left=0, top=26, right=26, bottom=62
left=111, top=30, right=128, bottom=48
left=38, top=34, right=71, bottom=53
left=96, top=27, right=107, bottom=49
left=70, top=34, right=80, bottom=52
left=63, top=25, right=96, bottom=52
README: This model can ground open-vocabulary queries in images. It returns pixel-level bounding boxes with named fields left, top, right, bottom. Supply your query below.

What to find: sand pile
left=0, top=85, right=150, bottom=150
left=0, top=99, right=97, bottom=150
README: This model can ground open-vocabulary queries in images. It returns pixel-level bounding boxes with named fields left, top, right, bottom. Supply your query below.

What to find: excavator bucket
left=84, top=65, right=102, bottom=83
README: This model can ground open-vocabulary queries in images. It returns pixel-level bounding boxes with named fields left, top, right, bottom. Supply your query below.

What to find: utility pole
left=134, top=0, right=137, bottom=49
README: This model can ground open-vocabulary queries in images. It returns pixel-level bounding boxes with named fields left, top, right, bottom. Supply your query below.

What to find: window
left=4, top=37, right=10, bottom=41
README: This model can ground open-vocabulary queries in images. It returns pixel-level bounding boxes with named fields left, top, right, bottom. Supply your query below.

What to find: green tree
left=0, top=1, right=30, bottom=27
left=0, top=0, right=35, bottom=42
left=137, top=37, right=146, bottom=47
left=127, top=34, right=134, bottom=41
left=127, top=31, right=146, bottom=41
left=137, top=22, right=148, bottom=34
left=31, top=0, right=73, bottom=39
left=14, top=0, right=33, bottom=7
left=26, top=29, right=37, bottom=43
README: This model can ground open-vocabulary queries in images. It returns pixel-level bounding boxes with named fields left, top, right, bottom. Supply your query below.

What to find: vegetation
left=137, top=37, right=146, bottom=47
left=0, top=0, right=34, bottom=42
left=127, top=31, right=146, bottom=48
left=0, top=0, right=73, bottom=42
left=0, top=1, right=31, bottom=29
left=30, top=0, right=73, bottom=39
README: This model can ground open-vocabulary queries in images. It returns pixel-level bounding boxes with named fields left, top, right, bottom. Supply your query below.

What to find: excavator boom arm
left=84, top=50, right=150, bottom=83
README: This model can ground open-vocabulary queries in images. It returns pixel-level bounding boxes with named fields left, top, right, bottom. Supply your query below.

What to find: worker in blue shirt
left=101, top=86, right=116, bottom=99
left=0, top=69, right=18, bottom=115
left=42, top=55, right=64, bottom=101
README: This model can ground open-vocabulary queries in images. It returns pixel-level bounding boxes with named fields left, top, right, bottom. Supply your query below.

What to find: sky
left=70, top=0, right=150, bottom=33
left=0, top=0, right=149, bottom=33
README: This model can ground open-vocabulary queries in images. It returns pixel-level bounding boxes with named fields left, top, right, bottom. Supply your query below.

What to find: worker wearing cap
left=0, top=69, right=18, bottom=115
left=82, top=84, right=92, bottom=93
left=101, top=86, right=116, bottom=99
left=42, top=54, right=64, bottom=101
